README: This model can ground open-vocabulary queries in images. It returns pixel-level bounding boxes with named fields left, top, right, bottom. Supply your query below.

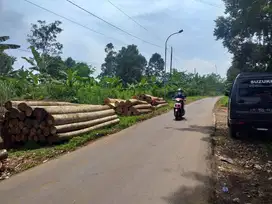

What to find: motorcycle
left=174, top=98, right=186, bottom=120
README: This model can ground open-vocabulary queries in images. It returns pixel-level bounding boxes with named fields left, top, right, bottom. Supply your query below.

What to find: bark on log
left=56, top=118, right=120, bottom=141
left=132, top=104, right=153, bottom=109
left=0, top=149, right=8, bottom=160
left=55, top=115, right=118, bottom=133
left=152, top=100, right=167, bottom=105
left=134, top=108, right=153, bottom=114
left=155, top=103, right=168, bottom=108
left=52, top=109, right=115, bottom=125
left=31, top=105, right=111, bottom=115
left=114, top=99, right=126, bottom=107
left=5, top=100, right=75, bottom=110
left=125, top=99, right=148, bottom=106
left=104, top=98, right=121, bottom=105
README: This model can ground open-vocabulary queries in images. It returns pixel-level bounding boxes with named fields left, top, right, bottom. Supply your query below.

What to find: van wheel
left=229, top=125, right=239, bottom=139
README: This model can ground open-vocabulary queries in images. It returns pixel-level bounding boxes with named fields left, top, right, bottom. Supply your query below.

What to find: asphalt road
left=0, top=97, right=218, bottom=204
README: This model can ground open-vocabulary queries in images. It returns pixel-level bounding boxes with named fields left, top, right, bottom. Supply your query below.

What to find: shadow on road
left=165, top=125, right=213, bottom=135
left=162, top=171, right=213, bottom=204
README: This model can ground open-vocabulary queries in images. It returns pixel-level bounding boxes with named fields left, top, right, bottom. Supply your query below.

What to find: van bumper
left=229, top=119, right=272, bottom=132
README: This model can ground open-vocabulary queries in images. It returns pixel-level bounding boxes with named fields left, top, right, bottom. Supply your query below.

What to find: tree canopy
left=214, top=0, right=272, bottom=84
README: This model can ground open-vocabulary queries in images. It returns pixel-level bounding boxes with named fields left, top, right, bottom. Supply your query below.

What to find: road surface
left=0, top=97, right=218, bottom=204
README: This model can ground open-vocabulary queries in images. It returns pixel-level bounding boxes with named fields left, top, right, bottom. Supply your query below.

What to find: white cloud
left=1, top=0, right=231, bottom=77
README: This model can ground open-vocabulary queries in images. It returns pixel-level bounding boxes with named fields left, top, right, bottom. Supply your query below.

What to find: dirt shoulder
left=212, top=106, right=272, bottom=204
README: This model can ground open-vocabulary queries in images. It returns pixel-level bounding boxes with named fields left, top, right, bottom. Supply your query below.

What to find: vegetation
left=218, top=96, right=228, bottom=107
left=0, top=20, right=225, bottom=106
left=214, top=0, right=272, bottom=91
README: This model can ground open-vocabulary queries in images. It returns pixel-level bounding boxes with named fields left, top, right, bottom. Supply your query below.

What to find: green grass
left=217, top=96, right=228, bottom=107
left=8, top=96, right=206, bottom=174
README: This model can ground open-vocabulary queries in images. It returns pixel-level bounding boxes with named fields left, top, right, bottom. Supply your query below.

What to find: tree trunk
left=56, top=118, right=120, bottom=141
left=52, top=109, right=115, bottom=125
left=55, top=115, right=118, bottom=133
left=31, top=105, right=110, bottom=115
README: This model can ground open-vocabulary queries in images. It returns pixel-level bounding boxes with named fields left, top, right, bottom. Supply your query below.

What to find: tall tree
left=100, top=43, right=117, bottom=78
left=115, top=44, right=147, bottom=84
left=65, top=57, right=76, bottom=68
left=214, top=0, right=272, bottom=82
left=27, top=20, right=63, bottom=56
left=146, top=53, right=164, bottom=78
left=72, top=62, right=95, bottom=78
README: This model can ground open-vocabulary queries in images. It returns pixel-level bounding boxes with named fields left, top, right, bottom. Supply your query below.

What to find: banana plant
left=0, top=36, right=20, bottom=52
left=22, top=46, right=48, bottom=73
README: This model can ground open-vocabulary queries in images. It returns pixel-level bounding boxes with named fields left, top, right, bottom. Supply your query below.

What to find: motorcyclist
left=174, top=88, right=186, bottom=100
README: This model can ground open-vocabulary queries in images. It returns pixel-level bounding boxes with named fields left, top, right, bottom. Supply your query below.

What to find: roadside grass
left=7, top=96, right=206, bottom=174
left=217, top=96, right=228, bottom=107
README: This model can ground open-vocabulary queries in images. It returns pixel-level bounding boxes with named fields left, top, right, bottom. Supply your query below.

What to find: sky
left=0, top=0, right=232, bottom=77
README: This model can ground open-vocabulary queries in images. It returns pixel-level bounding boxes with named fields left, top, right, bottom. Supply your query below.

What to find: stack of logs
left=134, top=94, right=168, bottom=109
left=0, top=149, right=8, bottom=180
left=104, top=98, right=155, bottom=116
left=1, top=101, right=120, bottom=148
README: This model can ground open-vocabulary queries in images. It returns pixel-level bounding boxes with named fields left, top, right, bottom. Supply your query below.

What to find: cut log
left=132, top=104, right=153, bottom=109
left=134, top=108, right=153, bottom=115
left=155, top=103, right=168, bottom=108
left=31, top=105, right=111, bottom=115
left=125, top=99, right=148, bottom=106
left=9, top=108, right=20, bottom=119
left=10, top=118, right=18, bottom=126
left=33, top=108, right=48, bottom=122
left=104, top=98, right=121, bottom=105
left=43, top=127, right=50, bottom=137
left=55, top=115, right=118, bottom=133
left=52, top=109, right=115, bottom=125
left=56, top=118, right=120, bottom=141
left=18, top=121, right=24, bottom=129
left=0, top=149, right=8, bottom=160
left=22, top=127, right=29, bottom=135
left=5, top=100, right=75, bottom=110
left=152, top=100, right=167, bottom=105
left=114, top=99, right=126, bottom=107
left=18, top=112, right=26, bottom=121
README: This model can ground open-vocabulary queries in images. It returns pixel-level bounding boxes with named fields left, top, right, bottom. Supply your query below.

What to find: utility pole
left=170, top=46, right=173, bottom=75
left=215, top=64, right=218, bottom=74
left=194, top=68, right=196, bottom=74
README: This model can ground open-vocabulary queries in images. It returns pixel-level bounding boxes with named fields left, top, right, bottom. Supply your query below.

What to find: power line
left=66, top=0, right=162, bottom=48
left=22, top=0, right=124, bottom=44
left=194, top=0, right=223, bottom=9
left=106, top=1, right=183, bottom=63
left=107, top=0, right=147, bottom=31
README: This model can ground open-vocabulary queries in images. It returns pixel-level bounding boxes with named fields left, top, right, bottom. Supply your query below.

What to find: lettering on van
left=250, top=80, right=272, bottom=84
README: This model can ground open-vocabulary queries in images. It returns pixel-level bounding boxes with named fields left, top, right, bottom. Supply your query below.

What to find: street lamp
left=164, top=29, right=183, bottom=98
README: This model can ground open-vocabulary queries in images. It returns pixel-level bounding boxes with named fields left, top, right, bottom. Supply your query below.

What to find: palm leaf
left=0, top=36, right=9, bottom=43
left=0, top=44, right=20, bottom=51
left=22, top=57, right=36, bottom=66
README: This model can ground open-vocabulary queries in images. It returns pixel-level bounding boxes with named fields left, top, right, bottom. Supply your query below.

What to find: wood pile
left=135, top=94, right=168, bottom=108
left=1, top=100, right=120, bottom=148
left=0, top=149, right=8, bottom=180
left=104, top=98, right=155, bottom=116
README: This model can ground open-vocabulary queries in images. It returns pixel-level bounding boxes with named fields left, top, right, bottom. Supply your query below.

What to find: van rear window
left=237, top=79, right=272, bottom=103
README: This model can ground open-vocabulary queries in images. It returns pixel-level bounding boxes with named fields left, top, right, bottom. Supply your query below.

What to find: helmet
left=177, top=88, right=182, bottom=92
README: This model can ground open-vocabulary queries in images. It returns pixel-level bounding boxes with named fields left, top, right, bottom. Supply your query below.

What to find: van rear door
left=235, top=78, right=272, bottom=120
